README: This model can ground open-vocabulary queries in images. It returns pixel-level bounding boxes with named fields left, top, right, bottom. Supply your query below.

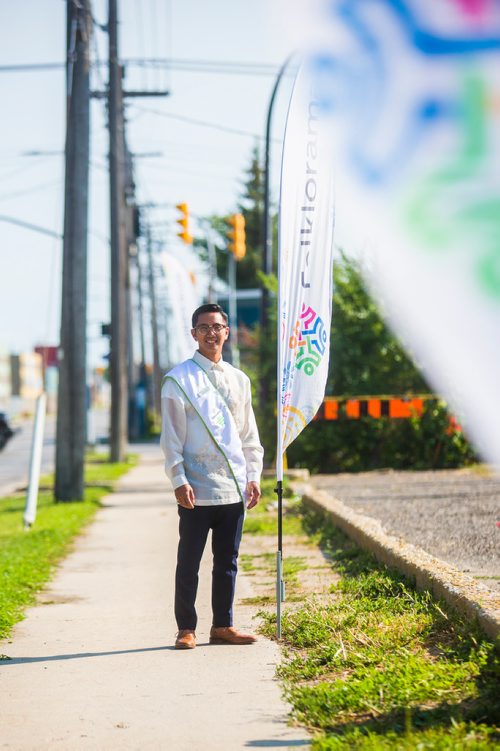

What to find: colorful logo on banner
left=289, top=303, right=328, bottom=375
left=281, top=303, right=329, bottom=447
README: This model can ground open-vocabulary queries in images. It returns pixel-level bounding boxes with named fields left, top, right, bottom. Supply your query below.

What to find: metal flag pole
left=272, top=54, right=296, bottom=640
left=24, top=392, right=47, bottom=529
left=260, top=53, right=294, bottom=416
left=275, top=478, right=285, bottom=639
left=274, top=55, right=336, bottom=640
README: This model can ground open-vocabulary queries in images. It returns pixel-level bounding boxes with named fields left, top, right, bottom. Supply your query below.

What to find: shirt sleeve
left=239, top=376, right=264, bottom=483
left=160, top=379, right=189, bottom=490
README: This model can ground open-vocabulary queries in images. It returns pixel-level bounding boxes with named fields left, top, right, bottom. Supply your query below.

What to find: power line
left=129, top=104, right=265, bottom=140
left=20, top=150, right=63, bottom=157
left=0, top=178, right=62, bottom=202
left=0, top=63, right=64, bottom=73
left=0, top=58, right=284, bottom=77
left=0, top=214, right=62, bottom=239
left=140, top=160, right=240, bottom=184
left=0, top=156, right=55, bottom=182
left=123, top=58, right=283, bottom=76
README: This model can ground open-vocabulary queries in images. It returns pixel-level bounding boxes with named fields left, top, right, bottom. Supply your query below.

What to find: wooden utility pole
left=105, top=1, right=169, bottom=456
left=55, top=0, right=91, bottom=501
left=108, top=0, right=128, bottom=461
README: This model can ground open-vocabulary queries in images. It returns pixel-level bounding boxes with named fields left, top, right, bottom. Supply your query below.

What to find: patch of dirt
left=239, top=532, right=340, bottom=610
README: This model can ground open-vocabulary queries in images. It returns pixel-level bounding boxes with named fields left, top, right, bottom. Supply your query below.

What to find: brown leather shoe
left=209, top=626, right=257, bottom=645
left=175, top=629, right=196, bottom=649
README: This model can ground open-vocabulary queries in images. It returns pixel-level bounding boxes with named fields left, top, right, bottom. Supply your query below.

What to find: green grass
left=0, top=453, right=136, bottom=641
left=241, top=551, right=307, bottom=581
left=243, top=477, right=305, bottom=536
left=258, top=507, right=500, bottom=750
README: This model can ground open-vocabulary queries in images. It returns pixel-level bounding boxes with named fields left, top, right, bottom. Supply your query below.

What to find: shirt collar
left=193, top=350, right=225, bottom=371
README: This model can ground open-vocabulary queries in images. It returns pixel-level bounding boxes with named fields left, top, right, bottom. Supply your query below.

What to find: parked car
left=0, top=412, right=14, bottom=450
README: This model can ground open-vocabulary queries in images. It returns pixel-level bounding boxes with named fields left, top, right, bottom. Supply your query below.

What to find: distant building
left=34, top=345, right=58, bottom=369
left=10, top=352, right=43, bottom=401
left=0, top=347, right=11, bottom=406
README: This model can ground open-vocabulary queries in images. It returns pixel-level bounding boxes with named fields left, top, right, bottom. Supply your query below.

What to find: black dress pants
left=175, top=502, right=244, bottom=631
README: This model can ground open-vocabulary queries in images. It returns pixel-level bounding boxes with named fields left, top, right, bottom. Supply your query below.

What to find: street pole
left=55, top=0, right=91, bottom=501
left=108, top=0, right=128, bottom=462
left=259, top=54, right=294, bottom=414
left=228, top=254, right=239, bottom=368
left=206, top=233, right=218, bottom=304
left=136, top=238, right=147, bottom=376
left=124, top=145, right=136, bottom=441
left=146, top=227, right=161, bottom=417
left=160, top=301, right=172, bottom=372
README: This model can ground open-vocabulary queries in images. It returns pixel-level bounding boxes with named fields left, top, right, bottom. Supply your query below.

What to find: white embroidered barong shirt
left=160, top=350, right=264, bottom=505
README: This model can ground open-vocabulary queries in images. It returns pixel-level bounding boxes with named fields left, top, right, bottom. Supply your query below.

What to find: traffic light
left=176, top=202, right=193, bottom=244
left=226, top=213, right=246, bottom=260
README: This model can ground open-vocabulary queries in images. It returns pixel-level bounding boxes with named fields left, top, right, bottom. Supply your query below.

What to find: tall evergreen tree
left=200, top=146, right=265, bottom=295
left=235, top=144, right=264, bottom=289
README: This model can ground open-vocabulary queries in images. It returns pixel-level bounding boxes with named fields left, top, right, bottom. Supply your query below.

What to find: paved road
left=310, top=469, right=500, bottom=591
left=0, top=409, right=109, bottom=497
left=0, top=445, right=309, bottom=750
left=0, top=416, right=56, bottom=496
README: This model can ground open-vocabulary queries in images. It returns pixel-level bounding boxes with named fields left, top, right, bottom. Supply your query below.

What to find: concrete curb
left=300, top=485, right=500, bottom=643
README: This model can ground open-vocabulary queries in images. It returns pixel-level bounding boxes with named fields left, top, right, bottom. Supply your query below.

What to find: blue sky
left=0, top=0, right=294, bottom=363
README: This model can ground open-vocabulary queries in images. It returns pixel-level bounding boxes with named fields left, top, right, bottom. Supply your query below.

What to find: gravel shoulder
left=309, top=468, right=500, bottom=592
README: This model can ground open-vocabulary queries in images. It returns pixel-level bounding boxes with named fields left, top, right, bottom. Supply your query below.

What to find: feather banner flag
left=277, top=60, right=336, bottom=480
left=160, top=252, right=201, bottom=366
left=279, top=0, right=500, bottom=466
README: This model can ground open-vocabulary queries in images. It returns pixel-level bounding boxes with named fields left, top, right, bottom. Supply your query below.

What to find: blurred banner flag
left=277, top=61, right=336, bottom=480
left=160, top=252, right=201, bottom=366
left=281, top=0, right=500, bottom=466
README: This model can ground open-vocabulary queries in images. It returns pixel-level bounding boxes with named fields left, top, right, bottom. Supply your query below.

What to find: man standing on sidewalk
left=160, top=303, right=264, bottom=650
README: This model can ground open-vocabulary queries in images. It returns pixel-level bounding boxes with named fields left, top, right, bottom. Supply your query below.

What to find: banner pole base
left=276, top=550, right=282, bottom=639
left=275, top=480, right=285, bottom=639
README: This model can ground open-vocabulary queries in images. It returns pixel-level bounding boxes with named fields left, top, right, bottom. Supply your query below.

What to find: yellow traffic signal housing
left=176, top=202, right=193, bottom=244
left=227, top=213, right=246, bottom=260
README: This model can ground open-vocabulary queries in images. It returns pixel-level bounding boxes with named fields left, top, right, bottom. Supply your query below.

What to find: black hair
left=191, top=303, right=229, bottom=329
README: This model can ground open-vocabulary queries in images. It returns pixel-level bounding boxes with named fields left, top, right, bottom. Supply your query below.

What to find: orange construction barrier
left=321, top=395, right=431, bottom=420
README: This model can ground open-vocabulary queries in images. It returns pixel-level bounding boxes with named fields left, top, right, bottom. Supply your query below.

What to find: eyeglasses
left=194, top=323, right=227, bottom=334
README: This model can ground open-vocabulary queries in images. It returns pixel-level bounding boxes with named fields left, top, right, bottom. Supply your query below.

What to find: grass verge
left=248, top=502, right=500, bottom=749
left=0, top=453, right=137, bottom=643
left=243, top=477, right=304, bottom=536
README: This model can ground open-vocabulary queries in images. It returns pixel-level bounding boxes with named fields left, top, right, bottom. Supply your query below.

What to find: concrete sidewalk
left=0, top=445, right=309, bottom=750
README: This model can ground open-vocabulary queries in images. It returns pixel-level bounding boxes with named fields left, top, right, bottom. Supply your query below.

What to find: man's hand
left=246, top=481, right=261, bottom=510
left=175, top=483, right=195, bottom=509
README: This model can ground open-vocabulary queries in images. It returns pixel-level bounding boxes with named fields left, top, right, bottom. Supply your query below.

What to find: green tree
left=196, top=147, right=266, bottom=374
left=235, top=144, right=264, bottom=289
left=197, top=145, right=264, bottom=299
left=329, top=253, right=429, bottom=396
left=257, top=253, right=476, bottom=472
left=202, top=146, right=265, bottom=290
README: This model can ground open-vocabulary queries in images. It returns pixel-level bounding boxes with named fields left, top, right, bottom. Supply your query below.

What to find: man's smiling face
left=191, top=311, right=229, bottom=362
